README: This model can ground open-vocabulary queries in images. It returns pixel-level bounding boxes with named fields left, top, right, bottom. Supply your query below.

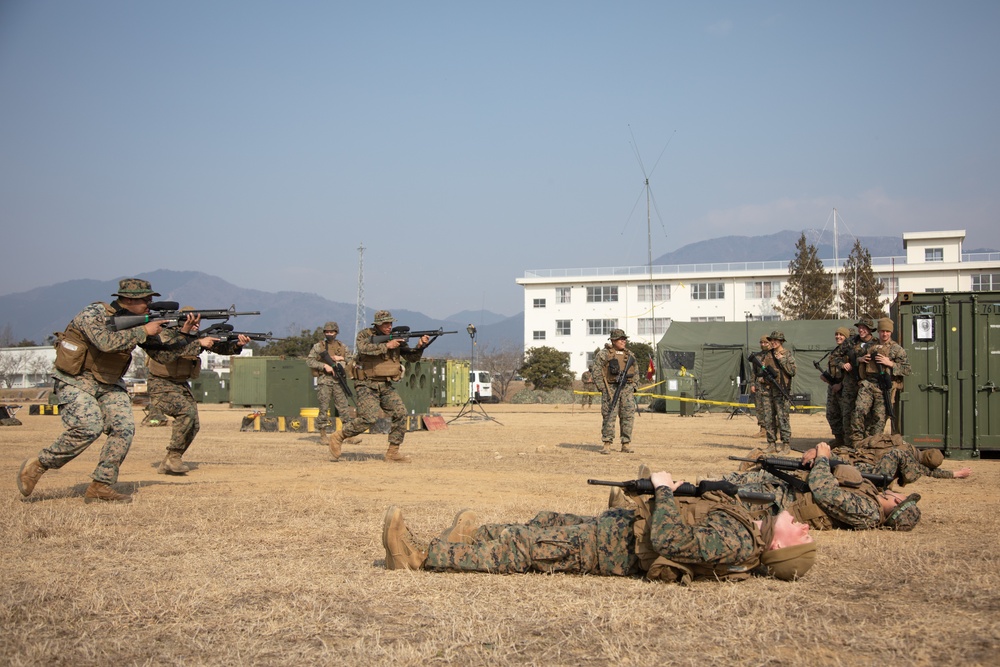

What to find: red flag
left=646, top=358, right=655, bottom=381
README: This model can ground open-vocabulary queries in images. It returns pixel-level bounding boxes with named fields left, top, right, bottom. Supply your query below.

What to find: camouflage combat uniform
left=306, top=332, right=353, bottom=431
left=580, top=370, right=596, bottom=408
left=837, top=321, right=874, bottom=447
left=759, top=333, right=796, bottom=451
left=423, top=488, right=764, bottom=582
left=824, top=337, right=851, bottom=446
left=341, top=323, right=425, bottom=447
left=143, top=332, right=243, bottom=457
left=593, top=333, right=639, bottom=451
left=849, top=339, right=909, bottom=445
left=835, top=434, right=954, bottom=486
left=40, top=301, right=153, bottom=484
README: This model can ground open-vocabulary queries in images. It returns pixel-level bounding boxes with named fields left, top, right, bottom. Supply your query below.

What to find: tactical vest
left=311, top=340, right=349, bottom=377
left=785, top=479, right=885, bottom=530
left=352, top=331, right=403, bottom=382
left=603, top=349, right=636, bottom=385
left=630, top=493, right=765, bottom=585
left=147, top=355, right=201, bottom=381
left=53, top=302, right=133, bottom=384
left=859, top=342, right=888, bottom=380
left=762, top=350, right=792, bottom=392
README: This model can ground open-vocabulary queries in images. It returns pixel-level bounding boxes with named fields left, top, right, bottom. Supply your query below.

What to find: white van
left=469, top=370, right=493, bottom=402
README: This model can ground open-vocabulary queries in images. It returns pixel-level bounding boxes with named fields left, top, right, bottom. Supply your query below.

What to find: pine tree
left=838, top=238, right=887, bottom=320
left=776, top=233, right=835, bottom=320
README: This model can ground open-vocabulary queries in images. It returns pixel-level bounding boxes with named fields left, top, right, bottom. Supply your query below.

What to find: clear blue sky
left=2, top=1, right=997, bottom=318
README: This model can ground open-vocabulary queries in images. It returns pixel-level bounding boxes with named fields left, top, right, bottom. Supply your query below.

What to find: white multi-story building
left=517, top=230, right=1000, bottom=377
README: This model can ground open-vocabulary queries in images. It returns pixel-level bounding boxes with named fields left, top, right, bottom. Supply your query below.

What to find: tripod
left=448, top=324, right=502, bottom=425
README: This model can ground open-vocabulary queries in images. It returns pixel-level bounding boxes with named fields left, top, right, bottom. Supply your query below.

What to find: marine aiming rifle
left=370, top=326, right=457, bottom=349
left=319, top=349, right=354, bottom=400
left=747, top=350, right=791, bottom=401
left=727, top=455, right=893, bottom=490
left=607, top=354, right=636, bottom=413
left=108, top=301, right=260, bottom=332
left=587, top=477, right=775, bottom=503
left=196, top=322, right=284, bottom=344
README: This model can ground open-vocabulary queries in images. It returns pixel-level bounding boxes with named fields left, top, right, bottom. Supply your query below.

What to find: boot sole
left=382, top=506, right=402, bottom=569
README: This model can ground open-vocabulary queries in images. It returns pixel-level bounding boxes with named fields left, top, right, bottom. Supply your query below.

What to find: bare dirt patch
left=2, top=404, right=998, bottom=666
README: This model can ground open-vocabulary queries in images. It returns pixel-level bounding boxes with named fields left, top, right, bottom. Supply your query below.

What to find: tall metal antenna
left=353, top=243, right=366, bottom=351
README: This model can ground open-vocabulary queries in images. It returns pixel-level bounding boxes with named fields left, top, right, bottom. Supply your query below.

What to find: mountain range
left=3, top=231, right=993, bottom=353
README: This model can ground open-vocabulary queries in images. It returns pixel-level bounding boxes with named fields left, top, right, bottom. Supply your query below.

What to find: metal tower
left=353, top=243, right=366, bottom=351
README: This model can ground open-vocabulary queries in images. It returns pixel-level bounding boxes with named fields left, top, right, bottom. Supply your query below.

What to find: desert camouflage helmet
left=373, top=310, right=396, bottom=325
left=767, top=330, right=786, bottom=342
left=883, top=493, right=921, bottom=531
left=323, top=322, right=339, bottom=333
left=112, top=278, right=160, bottom=298
left=608, top=328, right=628, bottom=340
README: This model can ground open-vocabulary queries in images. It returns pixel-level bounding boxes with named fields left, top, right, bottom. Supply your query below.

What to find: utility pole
left=354, top=243, right=366, bottom=352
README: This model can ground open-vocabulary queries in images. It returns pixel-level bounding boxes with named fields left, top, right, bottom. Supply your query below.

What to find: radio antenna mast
left=354, top=243, right=366, bottom=351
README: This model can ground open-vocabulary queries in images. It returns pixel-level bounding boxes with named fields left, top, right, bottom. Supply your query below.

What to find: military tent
left=650, top=320, right=856, bottom=414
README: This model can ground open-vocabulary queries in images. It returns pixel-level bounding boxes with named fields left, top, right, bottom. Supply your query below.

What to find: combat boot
left=739, top=448, right=768, bottom=472
left=83, top=482, right=132, bottom=504
left=344, top=436, right=363, bottom=445
left=384, top=445, right=411, bottom=463
left=329, top=430, right=346, bottom=461
left=756, top=427, right=767, bottom=438
left=157, top=451, right=190, bottom=475
left=440, top=509, right=478, bottom=543
left=620, top=442, right=634, bottom=454
left=17, top=458, right=47, bottom=497
left=777, top=442, right=792, bottom=455
left=608, top=487, right=631, bottom=509
left=319, top=427, right=331, bottom=445
left=637, top=463, right=651, bottom=479
left=382, top=506, right=427, bottom=570
left=600, top=442, right=612, bottom=455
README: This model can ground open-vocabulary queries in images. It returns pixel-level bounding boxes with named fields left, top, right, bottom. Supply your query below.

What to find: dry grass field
left=2, top=400, right=999, bottom=666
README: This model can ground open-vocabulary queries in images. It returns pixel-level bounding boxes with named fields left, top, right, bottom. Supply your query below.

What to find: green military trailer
left=893, top=290, right=1000, bottom=459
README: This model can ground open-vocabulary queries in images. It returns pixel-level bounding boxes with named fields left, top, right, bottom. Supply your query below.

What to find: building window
left=587, top=319, right=617, bottom=336
left=691, top=282, right=725, bottom=300
left=555, top=320, right=571, bottom=336
left=638, top=284, right=670, bottom=302
left=972, top=273, right=1000, bottom=291
left=745, top=281, right=780, bottom=299
left=880, top=276, right=899, bottom=298
left=925, top=287, right=944, bottom=293
left=637, top=317, right=670, bottom=336
left=533, top=298, right=546, bottom=309
left=586, top=286, right=619, bottom=303
left=925, top=248, right=944, bottom=262
left=532, top=330, right=546, bottom=341
left=586, top=352, right=596, bottom=370
left=556, top=287, right=571, bottom=304
left=691, top=316, right=726, bottom=323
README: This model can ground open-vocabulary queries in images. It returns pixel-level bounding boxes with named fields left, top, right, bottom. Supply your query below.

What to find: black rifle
left=196, top=322, right=284, bottom=344
left=868, top=345, right=896, bottom=421
left=813, top=358, right=837, bottom=385
left=608, top=354, right=636, bottom=412
left=747, top=350, right=791, bottom=401
left=370, top=326, right=457, bottom=349
left=108, top=301, right=260, bottom=332
left=319, top=349, right=354, bottom=400
left=588, top=478, right=775, bottom=503
left=727, top=455, right=893, bottom=490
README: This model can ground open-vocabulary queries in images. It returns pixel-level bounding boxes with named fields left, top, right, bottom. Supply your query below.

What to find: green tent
left=651, top=320, right=856, bottom=414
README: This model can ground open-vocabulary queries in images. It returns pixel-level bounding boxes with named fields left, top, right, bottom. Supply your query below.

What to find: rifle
left=747, top=350, right=791, bottom=401
left=813, top=357, right=837, bottom=385
left=196, top=322, right=284, bottom=344
left=370, top=326, right=457, bottom=348
left=588, top=478, right=775, bottom=503
left=108, top=301, right=260, bottom=332
left=608, top=354, right=636, bottom=412
left=727, top=455, right=893, bottom=490
left=867, top=344, right=896, bottom=421
left=319, top=349, right=354, bottom=400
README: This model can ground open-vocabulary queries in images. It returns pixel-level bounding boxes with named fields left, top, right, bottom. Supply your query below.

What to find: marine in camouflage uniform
left=16, top=278, right=170, bottom=503
left=837, top=317, right=875, bottom=447
left=142, top=318, right=248, bottom=475
left=822, top=327, right=852, bottom=448
left=759, top=331, right=796, bottom=453
left=833, top=433, right=972, bottom=486
left=724, top=443, right=921, bottom=531
left=749, top=336, right=770, bottom=438
left=592, top=329, right=638, bottom=454
left=305, top=321, right=354, bottom=438
left=580, top=370, right=597, bottom=408
left=330, top=310, right=430, bottom=463
left=384, top=469, right=816, bottom=582
left=849, top=318, right=910, bottom=445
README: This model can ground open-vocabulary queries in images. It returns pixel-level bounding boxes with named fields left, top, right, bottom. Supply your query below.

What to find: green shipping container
left=427, top=358, right=470, bottom=407
left=894, top=290, right=1000, bottom=458
left=396, top=359, right=434, bottom=415
left=230, top=357, right=318, bottom=416
left=191, top=370, right=229, bottom=404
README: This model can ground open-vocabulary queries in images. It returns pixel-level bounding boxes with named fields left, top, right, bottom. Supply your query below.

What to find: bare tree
left=26, top=353, right=53, bottom=385
left=0, top=349, right=28, bottom=388
left=477, top=340, right=525, bottom=402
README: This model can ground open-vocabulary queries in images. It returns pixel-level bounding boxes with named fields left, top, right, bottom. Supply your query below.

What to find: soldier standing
left=17, top=278, right=169, bottom=503
left=760, top=331, right=796, bottom=454
left=822, top=326, right=852, bottom=448
left=329, top=310, right=430, bottom=463
left=580, top=369, right=596, bottom=408
left=306, top=321, right=360, bottom=445
left=142, top=315, right=250, bottom=475
left=849, top=317, right=910, bottom=444
left=592, top=329, right=639, bottom=455
left=837, top=316, right=875, bottom=447
left=749, top=335, right=770, bottom=438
